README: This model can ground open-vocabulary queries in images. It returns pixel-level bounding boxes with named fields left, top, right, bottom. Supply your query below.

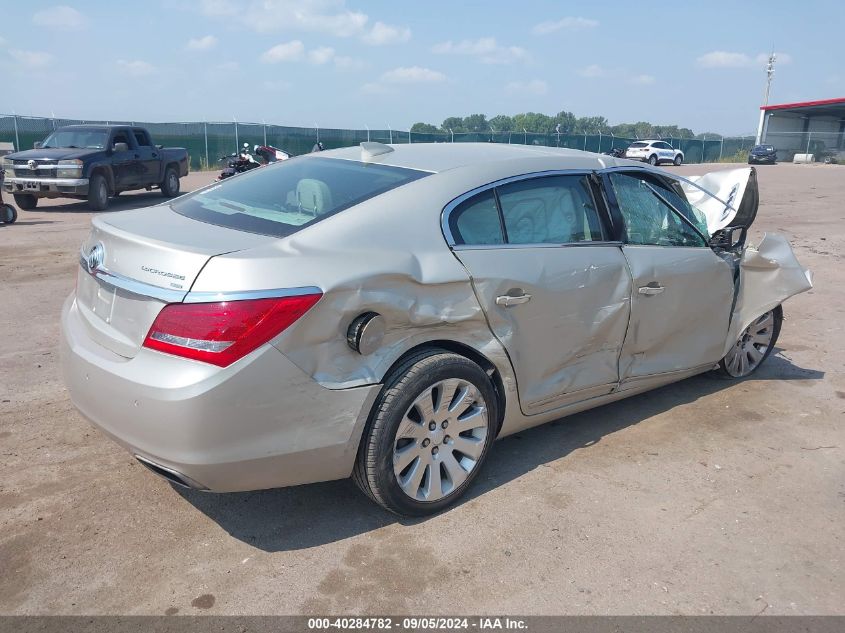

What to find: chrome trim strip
left=453, top=241, right=623, bottom=251
left=441, top=169, right=593, bottom=246
left=183, top=286, right=323, bottom=304
left=79, top=255, right=187, bottom=303
left=8, top=177, right=88, bottom=186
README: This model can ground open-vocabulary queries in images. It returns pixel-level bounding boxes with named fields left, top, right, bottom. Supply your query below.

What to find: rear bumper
left=60, top=294, right=380, bottom=492
left=4, top=176, right=89, bottom=196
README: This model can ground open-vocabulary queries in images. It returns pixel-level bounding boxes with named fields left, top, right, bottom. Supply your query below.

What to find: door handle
left=496, top=293, right=532, bottom=307
left=152, top=153, right=158, bottom=158
left=638, top=284, right=665, bottom=296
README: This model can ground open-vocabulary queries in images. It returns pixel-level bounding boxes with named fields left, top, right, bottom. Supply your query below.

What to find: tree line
left=411, top=111, right=723, bottom=140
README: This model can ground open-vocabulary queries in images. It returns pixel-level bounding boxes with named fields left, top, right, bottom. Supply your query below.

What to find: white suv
left=625, top=140, right=684, bottom=166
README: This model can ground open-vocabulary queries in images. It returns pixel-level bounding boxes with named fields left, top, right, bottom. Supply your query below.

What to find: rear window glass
left=172, top=157, right=428, bottom=237
left=629, top=142, right=648, bottom=148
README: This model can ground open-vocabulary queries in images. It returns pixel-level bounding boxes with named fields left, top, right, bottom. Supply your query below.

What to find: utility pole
left=763, top=52, right=776, bottom=106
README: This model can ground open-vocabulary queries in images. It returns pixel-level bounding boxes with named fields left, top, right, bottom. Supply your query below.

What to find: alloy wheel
left=723, top=310, right=776, bottom=377
left=392, top=378, right=489, bottom=502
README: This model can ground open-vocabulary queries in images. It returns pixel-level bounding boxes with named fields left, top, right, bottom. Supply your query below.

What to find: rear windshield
left=629, top=142, right=648, bottom=148
left=172, top=156, right=428, bottom=237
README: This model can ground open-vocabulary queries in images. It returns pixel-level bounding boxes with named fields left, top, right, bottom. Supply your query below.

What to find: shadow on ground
left=17, top=191, right=183, bottom=214
left=176, top=350, right=823, bottom=552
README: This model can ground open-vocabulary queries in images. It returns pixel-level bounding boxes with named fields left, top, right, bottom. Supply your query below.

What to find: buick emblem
left=27, top=159, right=37, bottom=170
left=86, top=243, right=105, bottom=271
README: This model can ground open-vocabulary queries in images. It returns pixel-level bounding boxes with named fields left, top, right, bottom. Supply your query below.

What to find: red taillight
left=142, top=293, right=322, bottom=367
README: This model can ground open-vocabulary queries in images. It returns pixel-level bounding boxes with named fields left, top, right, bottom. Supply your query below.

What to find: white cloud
left=116, top=59, right=156, bottom=76
left=505, top=79, right=548, bottom=96
left=308, top=46, right=336, bottom=64
left=260, top=40, right=305, bottom=63
left=578, top=64, right=605, bottom=78
left=199, top=0, right=410, bottom=45
left=628, top=74, right=656, bottom=85
left=381, top=66, right=447, bottom=83
left=186, top=35, right=218, bottom=51
left=9, top=49, right=54, bottom=68
left=33, top=5, right=87, bottom=30
left=697, top=50, right=792, bottom=68
left=334, top=55, right=366, bottom=70
left=533, top=17, right=598, bottom=35
left=432, top=37, right=528, bottom=64
left=362, top=21, right=411, bottom=45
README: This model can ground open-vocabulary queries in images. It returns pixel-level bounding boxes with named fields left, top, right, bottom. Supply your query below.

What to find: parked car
left=61, top=142, right=812, bottom=516
left=625, top=140, right=684, bottom=165
left=1, top=125, right=189, bottom=211
left=748, top=144, right=777, bottom=164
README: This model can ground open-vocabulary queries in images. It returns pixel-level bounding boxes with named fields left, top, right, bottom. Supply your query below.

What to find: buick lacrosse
left=61, top=142, right=812, bottom=516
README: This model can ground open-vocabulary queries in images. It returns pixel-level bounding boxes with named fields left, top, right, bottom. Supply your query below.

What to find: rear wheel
left=1, top=204, right=17, bottom=224
left=13, top=193, right=37, bottom=210
left=716, top=306, right=782, bottom=378
left=673, top=154, right=683, bottom=166
left=648, top=154, right=658, bottom=165
left=161, top=166, right=180, bottom=197
left=354, top=349, right=498, bottom=516
left=87, top=173, right=109, bottom=211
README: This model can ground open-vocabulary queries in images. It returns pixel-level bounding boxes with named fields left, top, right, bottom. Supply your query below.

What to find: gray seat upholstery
left=296, top=179, right=333, bottom=216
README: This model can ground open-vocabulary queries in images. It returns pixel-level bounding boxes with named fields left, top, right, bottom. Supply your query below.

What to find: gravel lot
left=1, top=163, right=842, bottom=615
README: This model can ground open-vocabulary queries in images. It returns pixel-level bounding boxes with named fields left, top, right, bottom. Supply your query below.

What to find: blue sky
left=1, top=1, right=842, bottom=135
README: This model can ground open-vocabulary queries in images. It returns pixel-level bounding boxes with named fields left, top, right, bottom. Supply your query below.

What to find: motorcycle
left=603, top=147, right=626, bottom=158
left=254, top=144, right=292, bottom=164
left=0, top=171, right=17, bottom=224
left=216, top=143, right=262, bottom=181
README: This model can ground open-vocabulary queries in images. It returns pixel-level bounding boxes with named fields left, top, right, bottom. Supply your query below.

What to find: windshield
left=628, top=142, right=648, bottom=148
left=42, top=128, right=108, bottom=149
left=755, top=145, right=774, bottom=152
left=172, top=156, right=429, bottom=238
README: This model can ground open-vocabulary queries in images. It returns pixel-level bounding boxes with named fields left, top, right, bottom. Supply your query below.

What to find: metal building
left=756, top=97, right=845, bottom=161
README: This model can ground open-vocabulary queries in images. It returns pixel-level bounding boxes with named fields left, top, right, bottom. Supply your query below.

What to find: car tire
left=353, top=349, right=498, bottom=517
left=648, top=154, right=658, bottom=165
left=673, top=154, right=683, bottom=166
left=160, top=166, right=180, bottom=198
left=13, top=194, right=37, bottom=210
left=715, top=306, right=782, bottom=378
left=1, top=203, right=17, bottom=224
left=87, top=173, right=109, bottom=211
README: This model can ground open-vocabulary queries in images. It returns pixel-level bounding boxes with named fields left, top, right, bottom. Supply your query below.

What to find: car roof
left=316, top=142, right=611, bottom=174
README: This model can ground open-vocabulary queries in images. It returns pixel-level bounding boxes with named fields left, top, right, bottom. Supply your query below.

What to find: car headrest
left=296, top=179, right=333, bottom=216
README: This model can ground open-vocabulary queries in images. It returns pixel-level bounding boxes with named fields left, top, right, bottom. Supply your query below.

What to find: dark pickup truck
left=1, top=125, right=189, bottom=211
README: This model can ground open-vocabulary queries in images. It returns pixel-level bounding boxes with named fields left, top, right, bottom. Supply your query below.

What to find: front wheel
left=87, top=173, right=109, bottom=211
left=160, top=166, right=180, bottom=197
left=353, top=349, right=498, bottom=516
left=648, top=154, right=658, bottom=165
left=673, top=154, right=683, bottom=166
left=716, top=306, right=782, bottom=378
left=13, top=193, right=37, bottom=210
left=1, top=204, right=17, bottom=224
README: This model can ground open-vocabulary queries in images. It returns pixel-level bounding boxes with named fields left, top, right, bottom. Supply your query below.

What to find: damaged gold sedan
left=60, top=142, right=812, bottom=516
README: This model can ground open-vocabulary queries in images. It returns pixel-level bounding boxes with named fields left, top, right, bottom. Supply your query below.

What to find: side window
left=112, top=131, right=131, bottom=150
left=449, top=191, right=504, bottom=245
left=133, top=129, right=151, bottom=147
left=497, top=175, right=605, bottom=244
left=608, top=172, right=707, bottom=247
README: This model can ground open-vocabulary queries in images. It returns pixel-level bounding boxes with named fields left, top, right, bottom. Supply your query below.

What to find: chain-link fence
left=0, top=114, right=757, bottom=170
left=760, top=130, right=845, bottom=161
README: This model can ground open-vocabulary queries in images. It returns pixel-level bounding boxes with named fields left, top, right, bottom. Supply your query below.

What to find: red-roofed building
left=757, top=98, right=845, bottom=160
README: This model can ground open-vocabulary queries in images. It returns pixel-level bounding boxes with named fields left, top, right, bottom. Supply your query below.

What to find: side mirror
left=113, top=142, right=129, bottom=153
left=33, top=141, right=43, bottom=149
left=710, top=226, right=746, bottom=250
left=156, top=144, right=163, bottom=150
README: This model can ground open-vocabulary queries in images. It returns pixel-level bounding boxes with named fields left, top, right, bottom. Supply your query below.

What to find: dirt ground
left=0, top=163, right=842, bottom=616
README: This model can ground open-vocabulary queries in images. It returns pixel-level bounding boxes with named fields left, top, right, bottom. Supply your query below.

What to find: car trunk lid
left=76, top=204, right=276, bottom=358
